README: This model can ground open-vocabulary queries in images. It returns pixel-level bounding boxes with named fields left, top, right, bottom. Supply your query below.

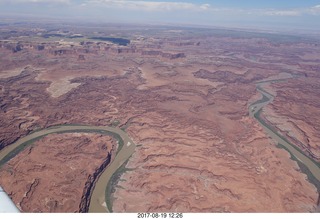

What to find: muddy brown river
left=249, top=79, right=320, bottom=183
left=0, top=125, right=136, bottom=212
left=1, top=74, right=319, bottom=212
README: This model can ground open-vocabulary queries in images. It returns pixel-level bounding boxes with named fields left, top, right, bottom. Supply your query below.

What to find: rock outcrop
left=0, top=133, right=115, bottom=212
left=0, top=24, right=319, bottom=213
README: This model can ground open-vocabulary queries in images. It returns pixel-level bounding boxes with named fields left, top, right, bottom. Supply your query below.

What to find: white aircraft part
left=0, top=186, right=20, bottom=213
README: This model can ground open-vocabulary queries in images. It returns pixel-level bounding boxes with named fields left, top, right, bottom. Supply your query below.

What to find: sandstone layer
left=0, top=24, right=319, bottom=212
left=263, top=78, right=320, bottom=162
left=0, top=133, right=115, bottom=212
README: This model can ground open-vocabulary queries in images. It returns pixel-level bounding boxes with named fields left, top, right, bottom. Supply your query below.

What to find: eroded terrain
left=0, top=133, right=115, bottom=212
left=264, top=78, right=320, bottom=162
left=0, top=23, right=319, bottom=212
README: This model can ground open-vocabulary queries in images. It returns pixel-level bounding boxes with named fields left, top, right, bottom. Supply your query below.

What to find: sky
left=1, top=0, right=320, bottom=32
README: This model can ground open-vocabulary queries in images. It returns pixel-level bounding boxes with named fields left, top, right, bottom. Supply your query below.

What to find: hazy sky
left=1, top=0, right=320, bottom=31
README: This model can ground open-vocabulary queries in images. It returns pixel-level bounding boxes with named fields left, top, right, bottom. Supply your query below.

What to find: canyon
left=0, top=23, right=319, bottom=212
left=0, top=133, right=115, bottom=212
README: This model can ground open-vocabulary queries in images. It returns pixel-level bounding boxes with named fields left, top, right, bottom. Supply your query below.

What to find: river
left=249, top=78, right=320, bottom=185
left=1, top=75, right=319, bottom=212
left=0, top=124, right=136, bottom=212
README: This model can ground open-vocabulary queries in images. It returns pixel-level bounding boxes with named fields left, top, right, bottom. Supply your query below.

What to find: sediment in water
left=79, top=152, right=112, bottom=213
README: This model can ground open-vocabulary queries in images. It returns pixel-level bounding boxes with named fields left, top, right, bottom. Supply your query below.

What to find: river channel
left=249, top=78, right=320, bottom=186
left=1, top=76, right=319, bottom=212
left=0, top=125, right=136, bottom=212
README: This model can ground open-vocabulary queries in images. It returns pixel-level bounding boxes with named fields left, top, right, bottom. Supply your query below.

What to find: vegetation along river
left=0, top=124, right=136, bottom=212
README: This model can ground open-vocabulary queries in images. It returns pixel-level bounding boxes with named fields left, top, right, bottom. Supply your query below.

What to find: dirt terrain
left=0, top=133, right=115, bottom=212
left=0, top=24, right=319, bottom=212
left=264, top=77, right=320, bottom=162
